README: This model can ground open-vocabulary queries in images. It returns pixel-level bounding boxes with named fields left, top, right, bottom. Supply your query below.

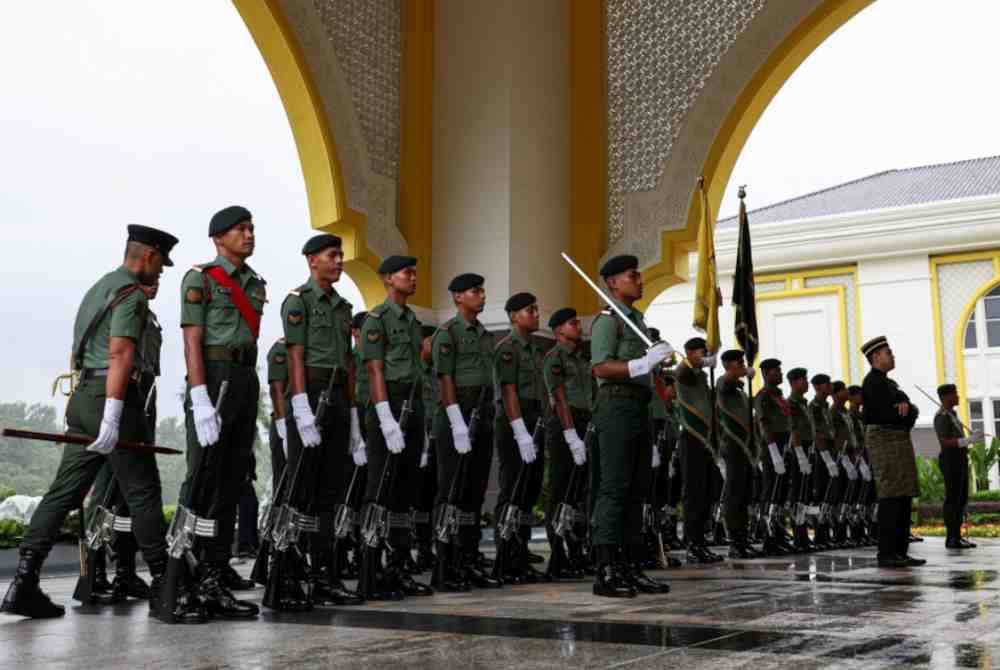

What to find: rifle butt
left=71, top=546, right=96, bottom=604
left=251, top=542, right=271, bottom=586
left=155, top=556, right=184, bottom=624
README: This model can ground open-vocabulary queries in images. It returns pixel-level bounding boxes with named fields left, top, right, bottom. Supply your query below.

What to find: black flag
left=732, top=187, right=758, bottom=367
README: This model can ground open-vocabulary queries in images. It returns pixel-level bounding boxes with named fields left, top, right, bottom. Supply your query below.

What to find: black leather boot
left=625, top=547, right=670, bottom=594
left=462, top=543, right=502, bottom=588
left=220, top=563, right=256, bottom=591
left=431, top=541, right=468, bottom=592
left=415, top=537, right=436, bottom=572
left=592, top=546, right=635, bottom=598
left=148, top=556, right=209, bottom=624
left=388, top=549, right=434, bottom=596
left=1, top=549, right=65, bottom=618
left=109, top=547, right=150, bottom=601
left=262, top=551, right=312, bottom=612
left=311, top=549, right=364, bottom=606
left=198, top=564, right=260, bottom=619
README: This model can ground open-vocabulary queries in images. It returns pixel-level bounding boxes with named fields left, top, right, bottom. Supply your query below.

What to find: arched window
left=963, top=283, right=1000, bottom=439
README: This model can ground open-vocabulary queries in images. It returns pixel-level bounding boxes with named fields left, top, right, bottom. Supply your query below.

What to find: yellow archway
left=636, top=0, right=875, bottom=310
left=955, top=275, right=1000, bottom=426
left=232, top=0, right=387, bottom=308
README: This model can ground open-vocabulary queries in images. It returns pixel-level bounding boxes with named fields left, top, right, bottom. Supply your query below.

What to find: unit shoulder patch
left=185, top=287, right=204, bottom=304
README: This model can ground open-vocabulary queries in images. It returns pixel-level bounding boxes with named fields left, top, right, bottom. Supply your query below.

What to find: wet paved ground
left=4, top=538, right=1000, bottom=668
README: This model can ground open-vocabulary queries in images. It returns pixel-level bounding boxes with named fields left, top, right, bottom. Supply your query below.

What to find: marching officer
left=359, top=255, right=433, bottom=598
left=716, top=350, right=756, bottom=558
left=2, top=225, right=180, bottom=621
left=590, top=255, right=671, bottom=597
left=178, top=205, right=265, bottom=619
left=542, top=307, right=592, bottom=580
left=279, top=234, right=364, bottom=607
left=431, top=273, right=501, bottom=591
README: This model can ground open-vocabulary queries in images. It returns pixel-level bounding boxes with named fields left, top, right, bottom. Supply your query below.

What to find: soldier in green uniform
left=359, top=255, right=433, bottom=599
left=644, top=328, right=675, bottom=567
left=786, top=367, right=815, bottom=553
left=493, top=292, right=548, bottom=583
left=542, top=307, right=591, bottom=580
left=266, top=338, right=288, bottom=483
left=590, top=255, right=671, bottom=597
left=935, top=384, right=979, bottom=549
left=411, top=328, right=439, bottom=573
left=279, top=234, right=365, bottom=607
left=848, top=385, right=875, bottom=545
left=178, top=205, right=265, bottom=619
left=2, top=226, right=181, bottom=621
left=754, top=359, right=793, bottom=556
left=716, top=350, right=756, bottom=558
left=861, top=336, right=924, bottom=568
left=347, top=311, right=370, bottom=578
left=431, top=273, right=501, bottom=591
left=809, top=374, right=838, bottom=550
left=653, top=374, right=684, bottom=556
left=84, top=279, right=164, bottom=605
left=830, top=381, right=859, bottom=546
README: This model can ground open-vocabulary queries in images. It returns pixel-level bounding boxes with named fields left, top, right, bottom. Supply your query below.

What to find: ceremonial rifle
left=250, top=463, right=289, bottom=585
left=435, top=387, right=488, bottom=544
left=72, top=480, right=132, bottom=604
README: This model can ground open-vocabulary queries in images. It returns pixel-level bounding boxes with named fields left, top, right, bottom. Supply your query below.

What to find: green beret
left=301, top=234, right=342, bottom=255
left=351, top=311, right=368, bottom=330
left=937, top=383, right=957, bottom=398
left=548, top=307, right=577, bottom=330
left=811, top=373, right=831, bottom=385
left=208, top=205, right=251, bottom=237
left=127, top=224, right=178, bottom=267
left=721, top=349, right=744, bottom=364
left=760, top=358, right=782, bottom=371
left=448, top=273, right=484, bottom=292
left=685, top=337, right=707, bottom=352
left=599, top=254, right=638, bottom=278
left=786, top=367, right=808, bottom=381
left=505, top=292, right=536, bottom=313
left=378, top=255, right=417, bottom=274
left=831, top=380, right=846, bottom=393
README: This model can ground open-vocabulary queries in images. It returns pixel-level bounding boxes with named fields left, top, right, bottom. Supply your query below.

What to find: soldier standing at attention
left=347, top=311, right=370, bottom=578
left=785, top=367, right=815, bottom=553
left=431, top=273, right=501, bottom=591
left=493, top=292, right=548, bottom=583
left=861, top=336, right=924, bottom=568
left=266, top=339, right=289, bottom=483
left=847, top=385, right=874, bottom=545
left=654, top=374, right=684, bottom=556
left=716, top=350, right=756, bottom=559
left=754, top=359, right=793, bottom=556
left=934, top=384, right=980, bottom=549
left=677, top=337, right=721, bottom=565
left=359, top=255, right=433, bottom=598
left=590, top=255, right=672, bottom=597
left=179, top=205, right=264, bottom=619
left=809, top=374, right=837, bottom=550
left=542, top=307, right=591, bottom=580
left=280, top=234, right=365, bottom=607
left=830, top=381, right=859, bottom=546
left=2, top=226, right=181, bottom=621
left=411, top=329, right=440, bottom=573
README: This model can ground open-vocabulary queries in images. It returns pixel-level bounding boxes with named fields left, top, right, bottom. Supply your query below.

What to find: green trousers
left=591, top=391, right=651, bottom=548
left=22, top=377, right=166, bottom=561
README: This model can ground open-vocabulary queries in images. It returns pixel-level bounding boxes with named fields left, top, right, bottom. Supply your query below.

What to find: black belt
left=81, top=368, right=141, bottom=384
left=307, top=366, right=347, bottom=386
left=598, top=383, right=651, bottom=403
left=203, top=346, right=257, bottom=367
left=386, top=380, right=419, bottom=396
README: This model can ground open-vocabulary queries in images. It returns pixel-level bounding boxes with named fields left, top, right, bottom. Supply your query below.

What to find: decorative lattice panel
left=605, top=0, right=767, bottom=244
left=804, top=274, right=860, bottom=384
left=938, top=260, right=995, bottom=381
left=756, top=280, right=786, bottom=294
left=314, top=0, right=401, bottom=180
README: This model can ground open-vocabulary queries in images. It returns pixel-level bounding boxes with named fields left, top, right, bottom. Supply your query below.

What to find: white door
left=757, top=292, right=845, bottom=382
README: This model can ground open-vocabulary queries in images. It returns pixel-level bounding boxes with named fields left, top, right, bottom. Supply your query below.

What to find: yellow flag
left=692, top=179, right=721, bottom=353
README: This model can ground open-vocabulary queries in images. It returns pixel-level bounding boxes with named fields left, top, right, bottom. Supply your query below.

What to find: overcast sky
left=3, top=0, right=999, bottom=418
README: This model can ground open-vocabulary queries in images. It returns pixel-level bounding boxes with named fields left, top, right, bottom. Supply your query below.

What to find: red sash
left=766, top=387, right=791, bottom=417
left=204, top=266, right=261, bottom=340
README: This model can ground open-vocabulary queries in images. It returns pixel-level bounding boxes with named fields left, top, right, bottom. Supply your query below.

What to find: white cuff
left=375, top=400, right=394, bottom=425
left=511, top=417, right=531, bottom=441
left=103, top=397, right=124, bottom=424
left=190, top=384, right=211, bottom=406
left=445, top=404, right=467, bottom=429
left=627, top=358, right=650, bottom=379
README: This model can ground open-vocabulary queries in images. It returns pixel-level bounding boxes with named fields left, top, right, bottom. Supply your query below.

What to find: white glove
left=768, top=442, right=785, bottom=475
left=291, top=393, right=322, bottom=448
left=793, top=446, right=809, bottom=473
left=87, top=398, right=123, bottom=454
left=349, top=407, right=365, bottom=453
left=352, top=441, right=368, bottom=466
left=375, top=401, right=405, bottom=454
left=821, top=450, right=839, bottom=477
left=627, top=342, right=673, bottom=378
left=511, top=418, right=537, bottom=463
left=746, top=368, right=756, bottom=380
left=190, top=385, right=222, bottom=447
left=859, top=461, right=872, bottom=481
left=842, top=456, right=858, bottom=481
left=446, top=404, right=472, bottom=455
left=652, top=446, right=661, bottom=469
left=420, top=443, right=430, bottom=469
left=275, top=417, right=287, bottom=442
left=716, top=458, right=726, bottom=480
left=959, top=431, right=984, bottom=447
left=702, top=353, right=717, bottom=368
left=565, top=429, right=586, bottom=466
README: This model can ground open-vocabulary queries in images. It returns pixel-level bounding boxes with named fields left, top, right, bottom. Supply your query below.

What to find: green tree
left=0, top=402, right=63, bottom=495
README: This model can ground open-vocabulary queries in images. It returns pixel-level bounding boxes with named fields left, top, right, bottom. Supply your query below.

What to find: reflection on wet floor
left=7, top=538, right=1000, bottom=668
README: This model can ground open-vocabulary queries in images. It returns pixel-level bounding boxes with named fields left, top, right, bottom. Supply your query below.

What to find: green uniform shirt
left=831, top=404, right=855, bottom=454
left=850, top=409, right=866, bottom=452
left=432, top=314, right=494, bottom=387
left=934, top=408, right=964, bottom=451
left=360, top=299, right=423, bottom=383
left=354, top=349, right=370, bottom=407
left=266, top=339, right=288, bottom=384
left=543, top=341, right=593, bottom=411
left=179, top=255, right=266, bottom=348
left=675, top=358, right=713, bottom=446
left=717, top=376, right=753, bottom=457
left=72, top=266, right=148, bottom=370
left=590, top=301, right=651, bottom=390
left=788, top=392, right=814, bottom=446
left=755, top=385, right=791, bottom=442
left=280, top=278, right=353, bottom=370
left=421, top=360, right=440, bottom=421
left=809, top=396, right=834, bottom=449
left=494, top=329, right=543, bottom=401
